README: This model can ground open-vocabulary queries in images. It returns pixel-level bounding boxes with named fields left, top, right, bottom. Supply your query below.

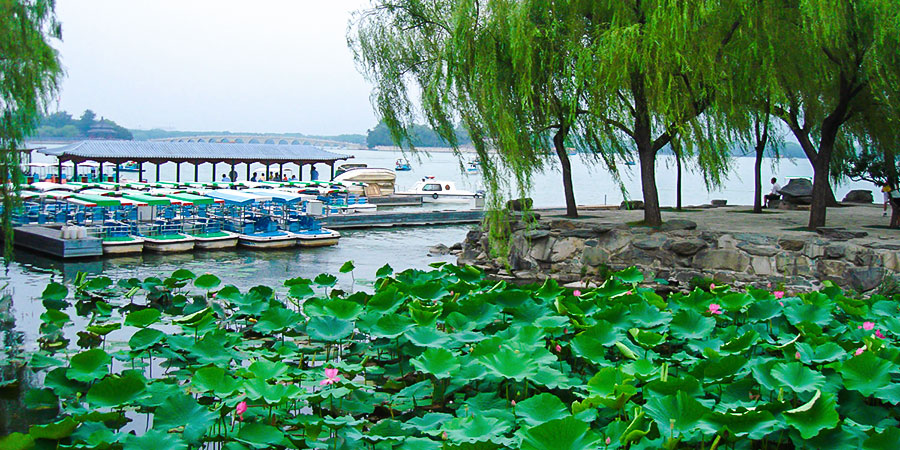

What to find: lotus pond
left=3, top=262, right=900, bottom=449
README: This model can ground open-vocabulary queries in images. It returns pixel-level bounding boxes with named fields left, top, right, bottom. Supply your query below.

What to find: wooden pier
left=366, top=195, right=423, bottom=207
left=13, top=226, right=102, bottom=259
left=320, top=209, right=483, bottom=229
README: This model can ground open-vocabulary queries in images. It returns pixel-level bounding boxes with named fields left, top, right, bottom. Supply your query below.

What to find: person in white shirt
left=765, top=177, right=782, bottom=208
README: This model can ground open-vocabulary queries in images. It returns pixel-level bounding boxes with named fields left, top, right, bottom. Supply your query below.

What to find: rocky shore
left=457, top=204, right=900, bottom=293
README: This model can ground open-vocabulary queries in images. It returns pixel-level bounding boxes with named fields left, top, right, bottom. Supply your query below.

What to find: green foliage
left=12, top=265, right=900, bottom=448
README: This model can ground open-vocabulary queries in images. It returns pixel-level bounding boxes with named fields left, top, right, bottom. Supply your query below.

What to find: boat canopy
left=122, top=193, right=172, bottom=206
left=28, top=182, right=78, bottom=192
left=167, top=193, right=216, bottom=206
left=204, top=189, right=264, bottom=206
left=244, top=189, right=303, bottom=204
left=71, top=194, right=121, bottom=207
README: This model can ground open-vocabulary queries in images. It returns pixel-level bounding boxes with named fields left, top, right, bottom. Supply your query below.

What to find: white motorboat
left=294, top=228, right=341, bottom=247
left=333, top=168, right=397, bottom=196
left=396, top=178, right=482, bottom=203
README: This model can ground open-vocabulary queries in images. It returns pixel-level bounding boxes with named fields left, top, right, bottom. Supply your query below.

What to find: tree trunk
left=631, top=72, right=662, bottom=226
left=553, top=126, right=578, bottom=218
left=675, top=148, right=682, bottom=211
left=753, top=132, right=767, bottom=213
left=808, top=123, right=839, bottom=229
left=785, top=123, right=840, bottom=207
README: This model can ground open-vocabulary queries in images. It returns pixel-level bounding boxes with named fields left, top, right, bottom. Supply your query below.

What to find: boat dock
left=320, top=209, right=483, bottom=229
left=12, top=225, right=103, bottom=259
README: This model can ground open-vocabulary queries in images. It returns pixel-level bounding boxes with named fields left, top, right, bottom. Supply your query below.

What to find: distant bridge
left=153, top=135, right=363, bottom=149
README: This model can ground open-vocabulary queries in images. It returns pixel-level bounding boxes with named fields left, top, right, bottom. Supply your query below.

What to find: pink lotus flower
left=320, top=368, right=340, bottom=386
left=859, top=321, right=875, bottom=331
left=606, top=437, right=612, bottom=445
left=708, top=303, right=723, bottom=315
left=855, top=346, right=866, bottom=356
left=876, top=330, right=885, bottom=339
left=774, top=291, right=784, bottom=299
left=795, top=351, right=801, bottom=359
left=710, top=283, right=717, bottom=290
left=235, top=401, right=248, bottom=422
left=563, top=328, right=568, bottom=334
left=573, top=290, right=581, bottom=297
left=626, top=290, right=633, bottom=295
left=779, top=301, right=784, bottom=307
left=555, top=344, right=562, bottom=353
left=511, top=400, right=516, bottom=406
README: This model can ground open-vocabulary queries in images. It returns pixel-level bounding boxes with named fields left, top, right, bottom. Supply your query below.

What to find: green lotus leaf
left=629, top=328, right=666, bottom=349
left=783, top=391, right=840, bottom=439
left=152, top=393, right=217, bottom=444
left=875, top=383, right=900, bottom=404
left=398, top=437, right=442, bottom=450
left=795, top=342, right=846, bottom=364
left=29, top=353, right=65, bottom=370
left=669, top=309, right=716, bottom=340
left=409, top=281, right=449, bottom=300
left=28, top=416, right=77, bottom=440
left=41, top=282, right=68, bottom=301
left=368, top=314, right=416, bottom=339
left=411, top=348, right=460, bottom=379
left=405, top=326, right=452, bottom=348
left=864, top=427, right=900, bottom=450
left=442, top=415, right=511, bottom=444
left=784, top=304, right=832, bottom=327
left=248, top=359, right=289, bottom=380
left=839, top=351, right=897, bottom=396
left=409, top=300, right=443, bottom=326
left=314, top=273, right=338, bottom=287
left=366, top=419, right=414, bottom=441
left=644, top=374, right=703, bottom=398
left=403, top=412, right=454, bottom=433
left=771, top=362, right=826, bottom=393
left=322, top=299, right=364, bottom=320
left=478, top=347, right=539, bottom=381
left=243, top=377, right=301, bottom=405
left=615, top=267, right=644, bottom=284
left=747, top=299, right=783, bottom=322
left=535, top=278, right=565, bottom=301
left=236, top=423, right=286, bottom=448
left=794, top=425, right=867, bottom=450
left=189, top=335, right=238, bottom=365
left=125, top=429, right=188, bottom=450
left=718, top=293, right=753, bottom=311
left=67, top=348, right=111, bottom=382
left=193, top=274, right=221, bottom=290
left=191, top=366, right=241, bottom=396
left=515, top=393, right=569, bottom=427
left=86, top=370, right=146, bottom=408
left=494, top=289, right=532, bottom=309
left=24, top=388, right=58, bottom=411
left=629, top=302, right=672, bottom=328
left=520, top=416, right=600, bottom=450
left=253, top=306, right=300, bottom=334
left=702, top=410, right=778, bottom=440
left=367, top=285, right=403, bottom=313
left=0, top=433, right=34, bottom=450
left=86, top=322, right=121, bottom=336
left=173, top=307, right=211, bottom=326
left=643, top=391, right=715, bottom=439
left=288, top=283, right=315, bottom=300
left=40, top=308, right=69, bottom=325
left=376, top=263, right=394, bottom=278
left=84, top=276, right=112, bottom=291
left=720, top=329, right=759, bottom=353
left=703, top=355, right=747, bottom=382
left=307, top=316, right=354, bottom=341
left=128, top=328, right=165, bottom=352
left=339, top=260, right=355, bottom=273
left=124, top=308, right=161, bottom=328
left=170, top=269, right=196, bottom=280
left=570, top=321, right=621, bottom=364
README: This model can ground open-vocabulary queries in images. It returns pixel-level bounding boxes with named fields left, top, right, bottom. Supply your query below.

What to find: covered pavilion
left=38, top=140, right=351, bottom=183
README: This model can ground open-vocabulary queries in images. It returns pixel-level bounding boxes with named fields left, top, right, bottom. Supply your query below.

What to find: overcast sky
left=53, top=1, right=377, bottom=135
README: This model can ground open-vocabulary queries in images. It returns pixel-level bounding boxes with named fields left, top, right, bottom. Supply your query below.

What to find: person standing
left=765, top=177, right=782, bottom=208
left=883, top=184, right=893, bottom=216
left=310, top=165, right=319, bottom=181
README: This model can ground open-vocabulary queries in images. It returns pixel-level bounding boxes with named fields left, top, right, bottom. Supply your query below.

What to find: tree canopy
left=1, top=0, right=63, bottom=259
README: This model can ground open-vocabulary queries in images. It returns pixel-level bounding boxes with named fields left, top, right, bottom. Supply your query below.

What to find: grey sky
left=53, top=1, right=376, bottom=135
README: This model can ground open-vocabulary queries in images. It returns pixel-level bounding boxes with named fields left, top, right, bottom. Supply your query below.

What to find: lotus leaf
left=248, top=358, right=290, bottom=380
left=404, top=326, right=452, bottom=348
left=864, top=427, right=900, bottom=450
left=339, top=260, right=355, bottom=273
left=366, top=419, right=414, bottom=441
left=442, top=415, right=511, bottom=444
left=783, top=391, right=840, bottom=439
left=772, top=361, right=827, bottom=393
left=519, top=416, right=600, bottom=450
left=839, top=351, right=897, bottom=396
left=314, top=273, right=338, bottom=287
left=67, top=348, right=111, bottom=382
left=307, top=315, right=355, bottom=341
left=515, top=393, right=569, bottom=427
left=28, top=416, right=77, bottom=440
left=0, top=433, right=34, bottom=450
left=322, top=298, right=364, bottom=320
left=702, top=409, right=778, bottom=440
left=643, top=391, right=715, bottom=439
left=410, top=348, right=459, bottom=379
left=41, top=282, right=68, bottom=301
left=191, top=366, right=241, bottom=396
left=152, top=393, right=218, bottom=444
left=478, top=347, right=539, bottom=381
left=368, top=313, right=416, bottom=339
left=128, top=328, right=165, bottom=352
left=403, top=413, right=454, bottom=434
left=669, top=309, right=716, bottom=340
left=253, top=306, right=300, bottom=334
left=86, top=370, right=146, bottom=407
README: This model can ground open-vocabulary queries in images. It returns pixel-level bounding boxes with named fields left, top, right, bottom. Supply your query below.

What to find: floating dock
left=13, top=226, right=103, bottom=259
left=320, top=209, right=483, bottom=229
left=366, top=195, right=423, bottom=207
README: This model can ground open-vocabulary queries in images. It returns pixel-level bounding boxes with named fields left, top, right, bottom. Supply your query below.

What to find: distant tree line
left=34, top=109, right=132, bottom=140
left=366, top=121, right=471, bottom=148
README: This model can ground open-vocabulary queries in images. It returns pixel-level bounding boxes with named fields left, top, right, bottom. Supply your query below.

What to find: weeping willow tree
left=761, top=0, right=900, bottom=229
left=350, top=0, right=620, bottom=220
left=0, top=0, right=62, bottom=261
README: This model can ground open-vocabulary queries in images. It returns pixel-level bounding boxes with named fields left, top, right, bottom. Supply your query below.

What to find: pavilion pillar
left=279, top=163, right=284, bottom=180
left=176, top=163, right=181, bottom=182
left=330, top=163, right=335, bottom=180
left=115, top=163, right=120, bottom=183
left=266, top=164, right=270, bottom=180
left=246, top=162, right=251, bottom=181
left=156, top=163, right=161, bottom=182
left=230, top=162, right=235, bottom=182
left=98, top=161, right=103, bottom=182
left=212, top=163, right=217, bottom=182
left=194, top=163, right=199, bottom=182
left=138, top=162, right=143, bottom=182
left=57, top=160, right=62, bottom=181
left=73, top=162, right=78, bottom=182
left=298, top=163, right=303, bottom=181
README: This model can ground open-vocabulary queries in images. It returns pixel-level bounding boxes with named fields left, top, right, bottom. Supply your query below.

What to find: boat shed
left=39, top=140, right=351, bottom=183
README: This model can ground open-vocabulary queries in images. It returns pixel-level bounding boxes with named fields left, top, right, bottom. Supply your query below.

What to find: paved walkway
left=535, top=203, right=898, bottom=244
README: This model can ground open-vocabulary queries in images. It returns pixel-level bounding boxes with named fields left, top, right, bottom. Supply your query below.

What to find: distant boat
left=465, top=160, right=479, bottom=173
left=119, top=161, right=141, bottom=172
left=334, top=163, right=368, bottom=177
left=333, top=167, right=397, bottom=196
left=397, top=178, right=481, bottom=203
left=395, top=159, right=412, bottom=171
left=624, top=160, right=636, bottom=166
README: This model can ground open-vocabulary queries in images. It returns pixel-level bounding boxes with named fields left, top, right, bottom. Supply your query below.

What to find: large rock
left=549, top=219, right=579, bottom=230
left=847, top=267, right=885, bottom=292
left=428, top=244, right=450, bottom=256
left=779, top=178, right=813, bottom=205
left=507, top=197, right=534, bottom=211
left=620, top=200, right=644, bottom=210
left=669, top=239, right=707, bottom=256
left=633, top=235, right=669, bottom=250
left=525, top=229, right=550, bottom=240
left=737, top=242, right=780, bottom=257
left=842, top=190, right=874, bottom=204
left=778, top=238, right=806, bottom=251
left=815, top=227, right=868, bottom=241
left=661, top=219, right=698, bottom=231
left=692, top=249, right=751, bottom=272
left=550, top=237, right=583, bottom=263
left=582, top=246, right=610, bottom=267
left=776, top=254, right=812, bottom=277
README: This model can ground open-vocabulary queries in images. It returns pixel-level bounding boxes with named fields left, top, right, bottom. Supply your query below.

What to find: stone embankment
left=458, top=213, right=900, bottom=293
